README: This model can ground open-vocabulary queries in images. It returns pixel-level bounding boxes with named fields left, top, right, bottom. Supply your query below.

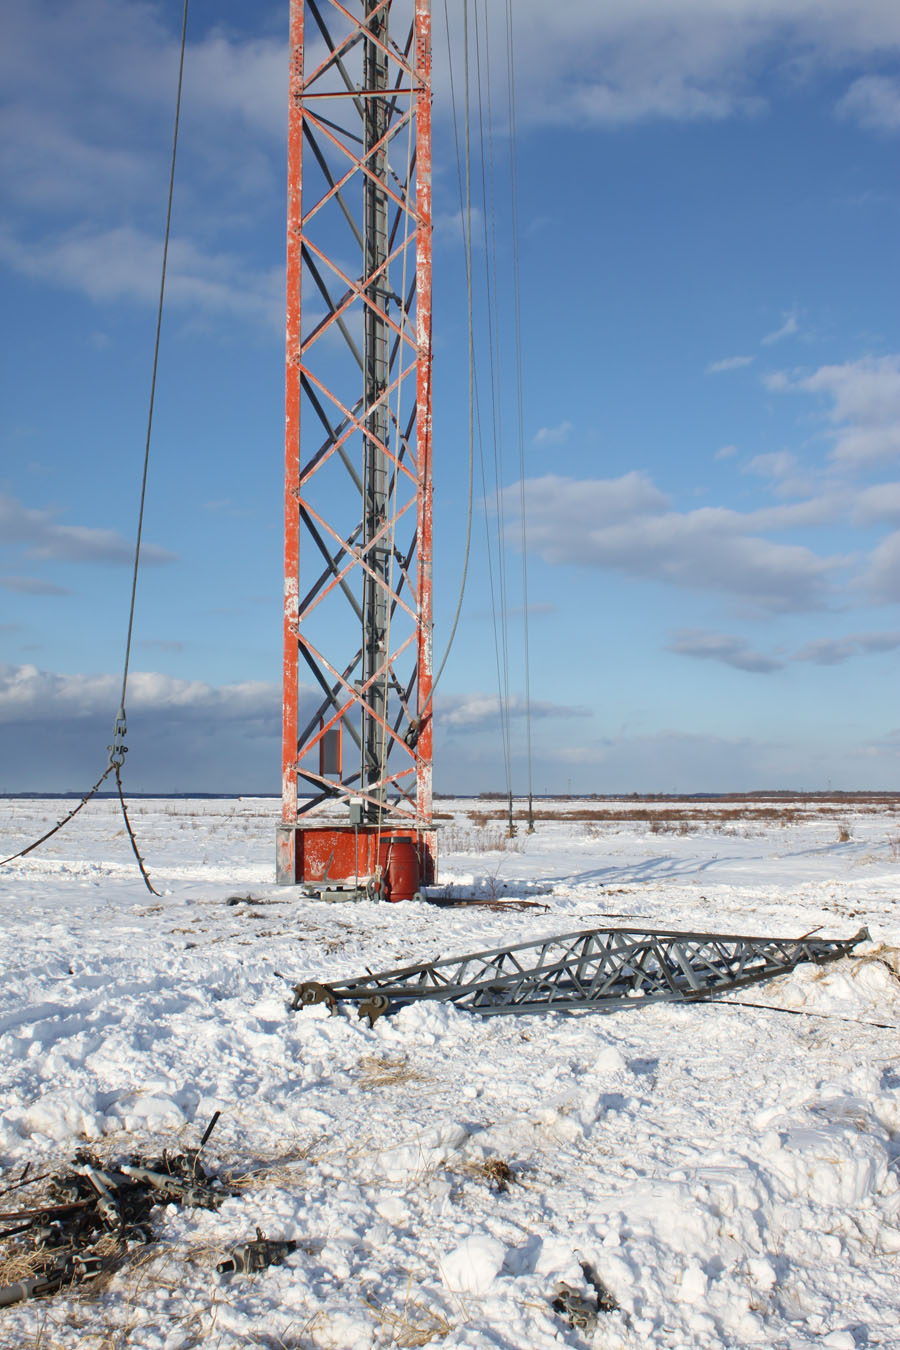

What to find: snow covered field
left=1, top=795, right=899, bottom=1349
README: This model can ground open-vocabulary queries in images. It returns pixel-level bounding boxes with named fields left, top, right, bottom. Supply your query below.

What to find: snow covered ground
left=1, top=795, right=899, bottom=1349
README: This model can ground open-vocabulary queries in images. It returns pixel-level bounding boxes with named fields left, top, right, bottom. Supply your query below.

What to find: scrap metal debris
left=217, top=1226, right=297, bottom=1275
left=553, top=1283, right=600, bottom=1334
left=291, top=925, right=869, bottom=1021
left=553, top=1259, right=618, bottom=1333
left=0, top=1115, right=225, bottom=1308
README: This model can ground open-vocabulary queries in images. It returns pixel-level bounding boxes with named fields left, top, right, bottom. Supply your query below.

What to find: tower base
left=276, top=822, right=435, bottom=900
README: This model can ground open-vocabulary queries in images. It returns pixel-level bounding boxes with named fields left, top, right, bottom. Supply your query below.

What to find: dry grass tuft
left=0, top=1232, right=127, bottom=1295
left=17, top=1313, right=69, bottom=1350
left=457, top=1156, right=514, bottom=1193
left=72, top=1241, right=155, bottom=1304
left=479, top=898, right=547, bottom=912
left=245, top=1316, right=324, bottom=1350
left=463, top=795, right=900, bottom=833
left=365, top=1286, right=452, bottom=1347
left=0, top=1244, right=46, bottom=1285
left=222, top=1138, right=320, bottom=1191
left=357, top=1054, right=430, bottom=1089
left=177, top=1236, right=232, bottom=1268
left=440, top=821, right=523, bottom=854
left=850, top=944, right=900, bottom=990
left=649, top=818, right=696, bottom=836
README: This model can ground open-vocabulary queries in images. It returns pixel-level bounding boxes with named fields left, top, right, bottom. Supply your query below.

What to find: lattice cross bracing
left=281, top=0, right=433, bottom=870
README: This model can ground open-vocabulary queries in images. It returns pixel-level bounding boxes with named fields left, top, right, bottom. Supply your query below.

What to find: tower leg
left=275, top=823, right=297, bottom=885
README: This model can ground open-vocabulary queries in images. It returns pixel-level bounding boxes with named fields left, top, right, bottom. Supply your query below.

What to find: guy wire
left=504, top=0, right=535, bottom=832
left=425, top=0, right=476, bottom=706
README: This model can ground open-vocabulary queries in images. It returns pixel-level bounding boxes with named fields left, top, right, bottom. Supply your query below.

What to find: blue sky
left=1, top=0, right=899, bottom=794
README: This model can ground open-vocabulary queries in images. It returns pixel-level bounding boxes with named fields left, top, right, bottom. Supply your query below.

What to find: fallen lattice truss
left=292, top=924, right=869, bottom=1022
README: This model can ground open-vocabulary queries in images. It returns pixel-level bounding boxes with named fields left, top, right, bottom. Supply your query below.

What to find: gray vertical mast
left=362, top=0, right=390, bottom=823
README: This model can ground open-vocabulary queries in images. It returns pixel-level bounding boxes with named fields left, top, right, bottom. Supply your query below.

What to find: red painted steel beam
left=278, top=0, right=305, bottom=885
left=414, top=0, right=433, bottom=824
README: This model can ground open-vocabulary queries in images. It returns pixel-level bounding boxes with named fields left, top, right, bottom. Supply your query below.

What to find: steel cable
left=114, top=764, right=160, bottom=896
left=474, top=0, right=515, bottom=825
left=429, top=0, right=532, bottom=831
left=0, top=766, right=115, bottom=867
left=504, top=0, right=536, bottom=830
left=105, top=0, right=190, bottom=894
left=422, top=0, right=476, bottom=711
left=111, top=0, right=189, bottom=758
left=718, top=999, right=896, bottom=1031
left=1, top=1, right=189, bottom=890
left=375, top=56, right=415, bottom=853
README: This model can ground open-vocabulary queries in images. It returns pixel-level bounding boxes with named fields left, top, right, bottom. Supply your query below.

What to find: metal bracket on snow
left=290, top=924, right=869, bottom=1022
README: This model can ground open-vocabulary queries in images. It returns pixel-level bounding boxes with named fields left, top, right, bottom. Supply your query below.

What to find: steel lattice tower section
left=277, top=0, right=435, bottom=895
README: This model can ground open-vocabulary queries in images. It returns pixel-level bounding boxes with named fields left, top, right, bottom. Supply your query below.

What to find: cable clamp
left=404, top=717, right=421, bottom=749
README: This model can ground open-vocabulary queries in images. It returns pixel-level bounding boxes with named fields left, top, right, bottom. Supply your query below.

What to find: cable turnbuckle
left=107, top=708, right=129, bottom=770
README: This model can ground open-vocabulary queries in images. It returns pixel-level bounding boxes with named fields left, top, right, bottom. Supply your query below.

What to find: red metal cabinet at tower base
left=276, top=823, right=436, bottom=899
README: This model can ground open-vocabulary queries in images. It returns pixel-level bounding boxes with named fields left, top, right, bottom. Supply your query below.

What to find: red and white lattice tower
left=276, top=0, right=435, bottom=897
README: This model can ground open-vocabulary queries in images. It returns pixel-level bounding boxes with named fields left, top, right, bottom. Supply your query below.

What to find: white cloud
left=862, top=530, right=900, bottom=602
left=532, top=729, right=782, bottom=788
left=792, top=638, right=853, bottom=666
left=0, top=3, right=289, bottom=202
left=715, top=444, right=738, bottom=460
left=768, top=354, right=900, bottom=467
left=533, top=421, right=574, bottom=446
left=746, top=451, right=796, bottom=480
left=0, top=666, right=592, bottom=792
left=0, top=226, right=284, bottom=328
left=433, top=206, right=485, bottom=247
left=743, top=450, right=819, bottom=501
left=0, top=663, right=282, bottom=791
left=0, top=575, right=71, bottom=596
left=1, top=668, right=590, bottom=736
left=5, top=0, right=900, bottom=230
left=0, top=2, right=294, bottom=330
left=837, top=75, right=900, bottom=133
left=805, top=355, right=900, bottom=433
left=506, top=473, right=842, bottom=612
left=4, top=0, right=900, bottom=343
left=835, top=425, right=900, bottom=466
left=435, top=721, right=900, bottom=793
left=761, top=311, right=800, bottom=345
left=181, top=31, right=288, bottom=142
left=0, top=663, right=277, bottom=726
left=0, top=107, right=156, bottom=214
left=439, top=692, right=590, bottom=731
left=793, top=630, right=900, bottom=665
left=706, top=355, right=753, bottom=374
left=516, top=470, right=669, bottom=531
left=667, top=629, right=783, bottom=673
left=743, top=496, right=841, bottom=529
left=0, top=493, right=174, bottom=566
left=852, top=482, right=900, bottom=525
left=491, top=0, right=900, bottom=130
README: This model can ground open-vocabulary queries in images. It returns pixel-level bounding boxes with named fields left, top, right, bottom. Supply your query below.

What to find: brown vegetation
left=464, top=799, right=900, bottom=829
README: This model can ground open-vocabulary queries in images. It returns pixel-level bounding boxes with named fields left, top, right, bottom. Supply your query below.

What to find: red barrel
left=378, top=835, right=422, bottom=902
